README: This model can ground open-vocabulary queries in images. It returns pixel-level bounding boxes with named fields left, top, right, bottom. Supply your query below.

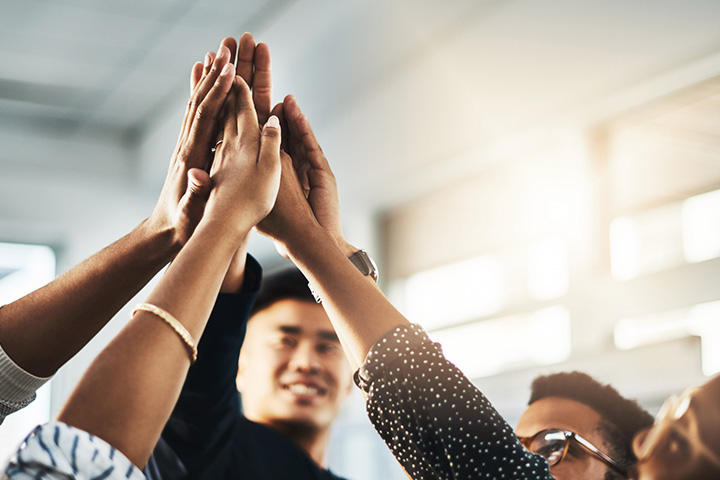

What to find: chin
left=276, top=414, right=323, bottom=432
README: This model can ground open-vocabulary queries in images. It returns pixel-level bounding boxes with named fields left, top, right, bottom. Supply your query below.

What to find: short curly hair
left=529, top=371, right=653, bottom=478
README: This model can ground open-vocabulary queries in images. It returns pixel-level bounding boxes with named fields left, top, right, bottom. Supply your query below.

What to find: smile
left=283, top=383, right=327, bottom=397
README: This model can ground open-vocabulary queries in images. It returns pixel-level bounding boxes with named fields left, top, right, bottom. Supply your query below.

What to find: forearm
left=162, top=273, right=260, bottom=475
left=284, top=226, right=409, bottom=367
left=57, top=220, right=245, bottom=468
left=357, top=324, right=552, bottom=479
left=220, top=236, right=251, bottom=293
left=0, top=220, right=179, bottom=377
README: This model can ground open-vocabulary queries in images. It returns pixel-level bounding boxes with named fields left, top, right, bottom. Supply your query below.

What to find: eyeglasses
left=634, top=387, right=720, bottom=469
left=518, top=428, right=628, bottom=477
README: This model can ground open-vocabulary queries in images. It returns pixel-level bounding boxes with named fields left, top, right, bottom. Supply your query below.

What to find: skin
left=236, top=299, right=353, bottom=467
left=57, top=52, right=282, bottom=468
left=633, top=375, right=720, bottom=480
left=215, top=33, right=273, bottom=294
left=0, top=40, right=242, bottom=378
left=256, top=96, right=391, bottom=370
left=515, top=397, right=614, bottom=480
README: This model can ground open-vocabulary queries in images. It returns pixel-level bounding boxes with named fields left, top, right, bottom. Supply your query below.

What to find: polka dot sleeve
left=354, top=324, right=553, bottom=480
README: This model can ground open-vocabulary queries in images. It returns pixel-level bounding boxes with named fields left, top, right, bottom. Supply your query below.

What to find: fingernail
left=217, top=45, right=228, bottom=58
left=204, top=53, right=212, bottom=68
left=220, top=63, right=234, bottom=77
left=266, top=116, right=280, bottom=129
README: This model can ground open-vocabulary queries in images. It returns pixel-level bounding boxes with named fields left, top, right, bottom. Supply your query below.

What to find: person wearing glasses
left=632, top=374, right=720, bottom=479
left=515, top=372, right=653, bottom=479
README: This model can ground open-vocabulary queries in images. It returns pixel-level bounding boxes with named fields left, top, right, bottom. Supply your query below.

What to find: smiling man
left=150, top=260, right=352, bottom=480
left=515, top=372, right=654, bottom=480
left=236, top=268, right=353, bottom=467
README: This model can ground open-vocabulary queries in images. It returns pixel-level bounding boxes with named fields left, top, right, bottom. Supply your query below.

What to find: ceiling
left=2, top=0, right=720, bottom=264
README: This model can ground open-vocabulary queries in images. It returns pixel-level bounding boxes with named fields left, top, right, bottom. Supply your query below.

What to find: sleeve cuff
left=354, top=323, right=432, bottom=393
left=5, top=421, right=145, bottom=479
left=0, top=342, right=51, bottom=404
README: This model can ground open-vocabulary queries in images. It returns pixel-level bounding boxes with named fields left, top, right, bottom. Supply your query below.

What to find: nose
left=288, top=342, right=321, bottom=375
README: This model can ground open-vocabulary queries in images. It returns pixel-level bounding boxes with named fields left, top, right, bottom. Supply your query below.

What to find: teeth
left=287, top=384, right=320, bottom=396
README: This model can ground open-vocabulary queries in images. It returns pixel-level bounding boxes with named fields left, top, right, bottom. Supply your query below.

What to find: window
left=0, top=242, right=56, bottom=464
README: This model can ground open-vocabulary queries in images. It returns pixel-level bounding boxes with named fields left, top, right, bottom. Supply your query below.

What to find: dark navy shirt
left=146, top=256, right=346, bottom=480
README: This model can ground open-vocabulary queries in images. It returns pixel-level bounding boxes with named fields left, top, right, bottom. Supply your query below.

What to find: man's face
left=516, top=397, right=614, bottom=480
left=633, top=376, right=720, bottom=480
left=236, top=299, right=353, bottom=433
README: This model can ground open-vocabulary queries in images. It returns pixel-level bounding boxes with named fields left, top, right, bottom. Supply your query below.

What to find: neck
left=265, top=419, right=331, bottom=468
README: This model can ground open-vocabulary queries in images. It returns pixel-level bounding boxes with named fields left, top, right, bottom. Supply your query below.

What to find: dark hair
left=529, top=371, right=654, bottom=478
left=251, top=266, right=316, bottom=316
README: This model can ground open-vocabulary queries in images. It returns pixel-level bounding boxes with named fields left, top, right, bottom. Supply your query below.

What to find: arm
left=218, top=32, right=272, bottom=293
left=0, top=44, right=237, bottom=380
left=257, top=97, right=397, bottom=368
left=153, top=36, right=275, bottom=477
left=54, top=72, right=281, bottom=468
left=258, top=101, right=552, bottom=479
left=160, top=255, right=261, bottom=477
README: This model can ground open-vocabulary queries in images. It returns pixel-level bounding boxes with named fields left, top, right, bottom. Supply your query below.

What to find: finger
left=190, top=61, right=204, bottom=92
left=283, top=95, right=306, bottom=159
left=259, top=116, right=281, bottom=165
left=178, top=168, right=212, bottom=229
left=179, top=59, right=211, bottom=145
left=184, top=62, right=235, bottom=167
left=187, top=168, right=212, bottom=197
left=253, top=43, right=272, bottom=125
left=285, top=95, right=329, bottom=171
left=236, top=33, right=256, bottom=88
left=297, top=161, right=311, bottom=195
left=181, top=45, right=231, bottom=145
left=234, top=76, right=259, bottom=140
left=269, top=102, right=287, bottom=151
left=222, top=80, right=240, bottom=139
left=203, top=51, right=216, bottom=76
left=220, top=36, right=238, bottom=66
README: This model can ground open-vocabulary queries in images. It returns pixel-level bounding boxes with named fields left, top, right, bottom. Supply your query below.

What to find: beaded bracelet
left=131, top=303, right=198, bottom=364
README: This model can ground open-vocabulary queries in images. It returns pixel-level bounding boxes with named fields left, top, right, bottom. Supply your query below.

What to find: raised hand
left=204, top=76, right=281, bottom=239
left=257, top=96, right=356, bottom=259
left=282, top=95, right=347, bottom=248
left=205, top=34, right=275, bottom=292
left=145, top=44, right=235, bottom=249
left=256, top=145, right=320, bottom=257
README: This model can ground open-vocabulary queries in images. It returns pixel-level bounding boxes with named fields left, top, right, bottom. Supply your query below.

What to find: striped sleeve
left=0, top=342, right=51, bottom=424
left=2, top=421, right=146, bottom=480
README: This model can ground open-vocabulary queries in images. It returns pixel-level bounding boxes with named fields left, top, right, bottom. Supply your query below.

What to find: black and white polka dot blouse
left=354, top=323, right=553, bottom=479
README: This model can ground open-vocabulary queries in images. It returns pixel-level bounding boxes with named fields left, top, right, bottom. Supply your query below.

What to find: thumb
left=259, top=115, right=282, bottom=165
left=178, top=168, right=212, bottom=224
left=186, top=168, right=211, bottom=196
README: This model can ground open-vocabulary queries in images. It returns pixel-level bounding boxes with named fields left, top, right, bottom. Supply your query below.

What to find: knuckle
left=188, top=97, right=202, bottom=115
left=262, top=128, right=280, bottom=139
left=194, top=104, right=213, bottom=122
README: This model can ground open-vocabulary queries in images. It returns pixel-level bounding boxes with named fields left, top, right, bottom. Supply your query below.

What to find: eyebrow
left=278, top=326, right=340, bottom=343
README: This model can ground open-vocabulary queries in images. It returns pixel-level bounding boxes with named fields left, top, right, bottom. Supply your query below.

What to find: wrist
left=136, top=219, right=183, bottom=262
left=198, top=214, right=254, bottom=247
left=284, top=224, right=336, bottom=264
left=337, top=239, right=357, bottom=258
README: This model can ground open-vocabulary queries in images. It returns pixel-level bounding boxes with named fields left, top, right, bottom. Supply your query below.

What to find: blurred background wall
left=1, top=1, right=720, bottom=477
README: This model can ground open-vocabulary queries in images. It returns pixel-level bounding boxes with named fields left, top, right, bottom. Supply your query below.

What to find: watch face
left=350, top=250, right=378, bottom=282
